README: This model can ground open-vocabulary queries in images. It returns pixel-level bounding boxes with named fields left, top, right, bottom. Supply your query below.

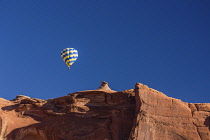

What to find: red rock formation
left=0, top=81, right=209, bottom=140
left=129, top=83, right=210, bottom=140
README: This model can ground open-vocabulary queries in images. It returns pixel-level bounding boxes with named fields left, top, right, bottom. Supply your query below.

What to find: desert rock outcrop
left=0, top=81, right=209, bottom=140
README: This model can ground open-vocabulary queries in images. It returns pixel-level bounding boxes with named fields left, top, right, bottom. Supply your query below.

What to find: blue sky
left=0, top=0, right=209, bottom=103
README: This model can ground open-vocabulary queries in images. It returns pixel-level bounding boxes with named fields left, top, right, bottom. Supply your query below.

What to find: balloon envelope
left=61, top=48, right=78, bottom=69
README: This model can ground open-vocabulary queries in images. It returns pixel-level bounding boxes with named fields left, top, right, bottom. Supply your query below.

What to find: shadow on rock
left=1, top=104, right=19, bottom=111
left=204, top=116, right=210, bottom=131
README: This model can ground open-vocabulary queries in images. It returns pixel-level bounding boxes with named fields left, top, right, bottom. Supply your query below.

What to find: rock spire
left=97, top=81, right=112, bottom=90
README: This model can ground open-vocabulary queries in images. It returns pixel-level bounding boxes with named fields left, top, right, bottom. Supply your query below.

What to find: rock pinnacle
left=97, top=81, right=112, bottom=90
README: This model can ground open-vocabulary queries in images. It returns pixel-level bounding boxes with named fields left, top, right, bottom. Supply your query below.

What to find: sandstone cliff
left=0, top=81, right=209, bottom=140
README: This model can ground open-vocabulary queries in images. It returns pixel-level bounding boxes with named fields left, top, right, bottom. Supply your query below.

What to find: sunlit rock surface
left=0, top=81, right=209, bottom=140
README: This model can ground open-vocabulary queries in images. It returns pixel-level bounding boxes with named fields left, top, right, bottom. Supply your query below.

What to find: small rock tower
left=97, top=81, right=112, bottom=90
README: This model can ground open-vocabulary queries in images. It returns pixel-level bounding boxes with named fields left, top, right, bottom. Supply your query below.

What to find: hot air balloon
left=61, top=48, right=78, bottom=69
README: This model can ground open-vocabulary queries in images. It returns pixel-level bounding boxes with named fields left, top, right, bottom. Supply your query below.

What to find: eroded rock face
left=0, top=82, right=209, bottom=140
left=1, top=82, right=135, bottom=140
left=129, top=83, right=210, bottom=140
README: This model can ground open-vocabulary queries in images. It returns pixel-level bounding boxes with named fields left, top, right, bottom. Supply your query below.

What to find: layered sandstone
left=0, top=81, right=209, bottom=140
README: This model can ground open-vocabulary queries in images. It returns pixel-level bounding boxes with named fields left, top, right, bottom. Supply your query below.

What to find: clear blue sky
left=0, top=0, right=209, bottom=103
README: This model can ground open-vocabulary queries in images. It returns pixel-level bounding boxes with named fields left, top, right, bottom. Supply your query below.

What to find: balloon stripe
left=61, top=48, right=75, bottom=52
left=65, top=61, right=76, bottom=67
left=63, top=57, right=78, bottom=62
left=65, top=58, right=77, bottom=63
left=61, top=52, right=78, bottom=58
left=62, top=54, right=78, bottom=59
left=66, top=61, right=76, bottom=65
left=61, top=50, right=78, bottom=57
left=61, top=50, right=78, bottom=55
left=61, top=48, right=77, bottom=53
left=63, top=55, right=78, bottom=59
